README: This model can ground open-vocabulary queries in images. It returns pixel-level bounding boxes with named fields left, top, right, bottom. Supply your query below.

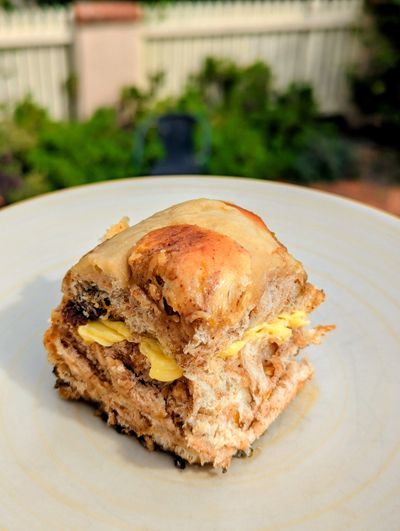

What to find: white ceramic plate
left=1, top=177, right=399, bottom=530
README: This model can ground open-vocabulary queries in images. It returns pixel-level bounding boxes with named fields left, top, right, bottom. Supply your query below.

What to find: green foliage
left=293, top=126, right=353, bottom=183
left=350, top=0, right=400, bottom=140
left=0, top=116, right=47, bottom=202
left=0, top=0, right=13, bottom=9
left=154, top=57, right=351, bottom=183
left=34, top=0, right=210, bottom=5
left=118, top=72, right=164, bottom=128
left=13, top=97, right=49, bottom=132
left=6, top=172, right=52, bottom=203
left=1, top=56, right=352, bottom=205
left=1, top=99, right=136, bottom=203
left=27, top=108, right=134, bottom=189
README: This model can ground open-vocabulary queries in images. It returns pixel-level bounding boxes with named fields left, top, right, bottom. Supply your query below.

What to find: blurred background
left=0, top=0, right=399, bottom=214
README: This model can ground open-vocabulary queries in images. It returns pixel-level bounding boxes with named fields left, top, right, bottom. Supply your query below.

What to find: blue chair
left=133, top=112, right=211, bottom=175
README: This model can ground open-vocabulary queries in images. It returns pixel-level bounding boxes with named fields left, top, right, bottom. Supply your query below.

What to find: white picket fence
left=142, top=0, right=363, bottom=114
left=0, top=7, right=72, bottom=119
left=0, top=0, right=363, bottom=119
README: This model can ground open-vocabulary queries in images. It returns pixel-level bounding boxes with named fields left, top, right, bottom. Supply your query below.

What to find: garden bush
left=0, top=57, right=352, bottom=205
left=151, top=58, right=352, bottom=183
left=350, top=0, right=400, bottom=143
left=1, top=99, right=135, bottom=202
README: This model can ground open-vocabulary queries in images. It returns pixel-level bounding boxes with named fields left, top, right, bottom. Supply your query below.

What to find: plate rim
left=1, top=174, right=399, bottom=529
left=1, top=175, right=399, bottom=227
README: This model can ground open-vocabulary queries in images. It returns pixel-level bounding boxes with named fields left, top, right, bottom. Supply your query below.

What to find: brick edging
left=74, top=2, right=142, bottom=24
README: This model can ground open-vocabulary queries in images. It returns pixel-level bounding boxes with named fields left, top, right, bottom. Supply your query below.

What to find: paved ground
left=312, top=180, right=400, bottom=217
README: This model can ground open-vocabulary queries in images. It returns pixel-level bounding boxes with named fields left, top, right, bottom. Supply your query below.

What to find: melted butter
left=77, top=320, right=182, bottom=382
left=77, top=310, right=309, bottom=380
left=77, top=319, right=133, bottom=347
left=219, top=311, right=309, bottom=359
left=139, top=338, right=183, bottom=382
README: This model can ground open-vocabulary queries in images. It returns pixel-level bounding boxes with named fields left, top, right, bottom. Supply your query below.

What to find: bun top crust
left=221, top=201, right=268, bottom=231
left=69, top=198, right=307, bottom=326
left=129, top=224, right=252, bottom=327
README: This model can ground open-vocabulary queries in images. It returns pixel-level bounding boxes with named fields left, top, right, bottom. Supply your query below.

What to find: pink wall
left=74, top=2, right=142, bottom=118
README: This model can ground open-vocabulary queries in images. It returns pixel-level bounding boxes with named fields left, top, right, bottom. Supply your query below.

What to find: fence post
left=73, top=2, right=142, bottom=119
left=304, top=0, right=319, bottom=80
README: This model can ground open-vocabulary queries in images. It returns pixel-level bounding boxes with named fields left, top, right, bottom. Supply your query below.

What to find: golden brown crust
left=65, top=199, right=308, bottom=331
left=57, top=199, right=325, bottom=365
left=128, top=224, right=252, bottom=326
left=69, top=199, right=291, bottom=289
left=222, top=201, right=268, bottom=231
left=44, top=198, right=333, bottom=469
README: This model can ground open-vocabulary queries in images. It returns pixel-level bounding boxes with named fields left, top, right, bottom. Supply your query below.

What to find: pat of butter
left=78, top=319, right=133, bottom=347
left=139, top=338, right=183, bottom=382
left=219, top=310, right=309, bottom=359
left=77, top=320, right=182, bottom=382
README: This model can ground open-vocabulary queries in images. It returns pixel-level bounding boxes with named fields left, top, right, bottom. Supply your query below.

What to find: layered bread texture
left=44, top=198, right=333, bottom=469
